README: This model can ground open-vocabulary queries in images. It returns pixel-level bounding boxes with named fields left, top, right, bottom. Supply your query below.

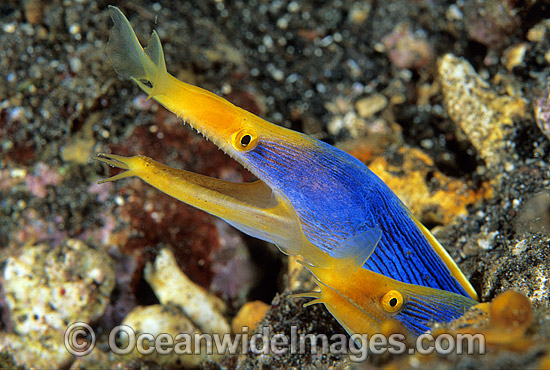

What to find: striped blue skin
left=242, top=134, right=470, bottom=297
left=395, top=287, right=477, bottom=336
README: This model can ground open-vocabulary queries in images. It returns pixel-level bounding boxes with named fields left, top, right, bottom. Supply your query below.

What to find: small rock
left=61, top=137, right=95, bottom=164
left=355, top=93, right=388, bottom=119
left=348, top=2, right=371, bottom=25
left=463, top=0, right=520, bottom=49
left=503, top=43, right=528, bottom=72
left=527, top=21, right=547, bottom=42
left=438, top=54, right=528, bottom=170
left=1, top=239, right=115, bottom=368
left=382, top=23, right=434, bottom=70
left=512, top=240, right=528, bottom=256
left=490, top=291, right=533, bottom=331
left=477, top=230, right=499, bottom=250
left=4, top=240, right=115, bottom=336
left=119, top=304, right=209, bottom=368
left=24, top=0, right=44, bottom=25
left=144, top=248, right=230, bottom=335
left=232, top=301, right=270, bottom=334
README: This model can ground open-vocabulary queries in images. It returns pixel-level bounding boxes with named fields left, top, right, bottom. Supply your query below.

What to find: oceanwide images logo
left=64, top=322, right=486, bottom=362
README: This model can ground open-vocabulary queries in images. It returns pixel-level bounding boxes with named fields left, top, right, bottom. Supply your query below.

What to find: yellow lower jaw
left=94, top=153, right=324, bottom=262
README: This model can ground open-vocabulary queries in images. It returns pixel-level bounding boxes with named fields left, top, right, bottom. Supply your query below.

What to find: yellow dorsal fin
left=410, top=214, right=478, bottom=300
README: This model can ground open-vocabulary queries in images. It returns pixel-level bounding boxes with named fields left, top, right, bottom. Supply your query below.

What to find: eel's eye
left=381, top=290, right=404, bottom=313
left=231, top=128, right=258, bottom=151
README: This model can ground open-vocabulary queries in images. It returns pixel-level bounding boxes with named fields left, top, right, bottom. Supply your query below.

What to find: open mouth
left=94, top=152, right=274, bottom=211
left=93, top=148, right=310, bottom=258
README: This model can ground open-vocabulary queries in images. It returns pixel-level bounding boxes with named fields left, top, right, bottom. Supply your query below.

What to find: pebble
left=438, top=54, right=528, bottom=170
left=144, top=248, right=230, bottom=335
left=355, top=93, right=388, bottom=119
left=120, top=304, right=209, bottom=367
left=1, top=240, right=115, bottom=368
left=232, top=301, right=270, bottom=333
left=527, top=21, right=548, bottom=42
left=503, top=43, right=528, bottom=71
